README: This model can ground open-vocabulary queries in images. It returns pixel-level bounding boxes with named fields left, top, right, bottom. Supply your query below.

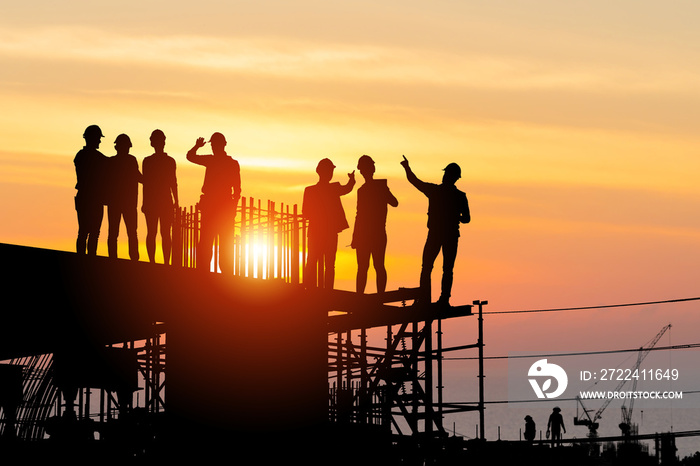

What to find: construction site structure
left=326, top=288, right=485, bottom=463
left=0, top=196, right=485, bottom=464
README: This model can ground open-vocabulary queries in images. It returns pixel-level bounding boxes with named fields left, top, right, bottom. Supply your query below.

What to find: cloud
left=2, top=25, right=697, bottom=94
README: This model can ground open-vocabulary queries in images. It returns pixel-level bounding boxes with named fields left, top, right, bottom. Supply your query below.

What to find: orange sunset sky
left=2, top=0, right=700, bottom=447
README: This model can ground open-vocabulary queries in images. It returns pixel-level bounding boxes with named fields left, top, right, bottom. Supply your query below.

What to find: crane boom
left=621, top=324, right=671, bottom=428
left=592, top=324, right=671, bottom=423
left=574, top=324, right=671, bottom=438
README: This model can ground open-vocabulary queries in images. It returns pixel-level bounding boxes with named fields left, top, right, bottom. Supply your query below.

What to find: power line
left=447, top=390, right=700, bottom=406
left=444, top=342, right=700, bottom=361
left=483, top=296, right=700, bottom=315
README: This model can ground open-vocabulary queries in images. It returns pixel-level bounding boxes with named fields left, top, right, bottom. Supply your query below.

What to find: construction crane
left=619, top=324, right=672, bottom=437
left=574, top=324, right=671, bottom=439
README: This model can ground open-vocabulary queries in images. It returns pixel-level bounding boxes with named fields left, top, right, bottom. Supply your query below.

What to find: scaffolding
left=177, top=196, right=307, bottom=281
left=1, top=325, right=166, bottom=445
left=0, top=196, right=486, bottom=462
left=2, top=196, right=307, bottom=443
left=327, top=289, right=487, bottom=458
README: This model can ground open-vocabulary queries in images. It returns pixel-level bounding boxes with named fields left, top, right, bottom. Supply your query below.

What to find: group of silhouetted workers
left=523, top=407, right=567, bottom=447
left=74, top=125, right=470, bottom=306
left=74, top=125, right=181, bottom=264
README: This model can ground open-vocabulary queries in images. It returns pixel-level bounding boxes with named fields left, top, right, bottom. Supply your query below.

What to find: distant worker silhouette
left=74, top=124, right=108, bottom=255
left=187, top=133, right=241, bottom=274
left=400, top=156, right=470, bottom=307
left=351, top=155, right=398, bottom=294
left=524, top=415, right=536, bottom=443
left=107, top=134, right=143, bottom=261
left=142, top=129, right=179, bottom=265
left=303, top=158, right=355, bottom=289
left=547, top=406, right=566, bottom=447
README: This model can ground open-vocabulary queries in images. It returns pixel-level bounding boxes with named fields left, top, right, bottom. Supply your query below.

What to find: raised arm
left=186, top=137, right=207, bottom=165
left=400, top=155, right=428, bottom=193
left=339, top=170, right=356, bottom=196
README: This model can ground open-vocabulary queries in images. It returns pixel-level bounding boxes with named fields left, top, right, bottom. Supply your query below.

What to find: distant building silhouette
left=303, top=158, right=355, bottom=289
left=351, top=155, right=398, bottom=294
left=186, top=133, right=241, bottom=274
left=107, top=134, right=143, bottom=261
left=142, top=129, right=179, bottom=265
left=400, top=156, right=470, bottom=306
left=74, top=125, right=108, bottom=255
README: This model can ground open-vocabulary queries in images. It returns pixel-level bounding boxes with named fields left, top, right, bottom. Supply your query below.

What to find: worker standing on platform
left=142, top=129, right=179, bottom=265
left=547, top=406, right=566, bottom=447
left=107, top=134, right=143, bottom=261
left=351, top=155, right=398, bottom=294
left=74, top=124, right=108, bottom=255
left=187, top=133, right=241, bottom=274
left=400, top=155, right=470, bottom=307
left=303, top=158, right=355, bottom=290
left=524, top=415, right=536, bottom=443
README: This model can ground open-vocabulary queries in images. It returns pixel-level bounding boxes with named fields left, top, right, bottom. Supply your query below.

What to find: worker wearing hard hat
left=186, top=132, right=241, bottom=274
left=400, top=156, right=470, bottom=307
left=74, top=125, right=108, bottom=255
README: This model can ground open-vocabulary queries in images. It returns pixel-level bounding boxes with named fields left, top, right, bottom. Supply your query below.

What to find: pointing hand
left=400, top=155, right=409, bottom=169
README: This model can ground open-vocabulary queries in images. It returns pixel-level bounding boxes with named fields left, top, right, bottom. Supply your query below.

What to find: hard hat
left=150, top=129, right=165, bottom=141
left=357, top=154, right=374, bottom=171
left=208, top=132, right=226, bottom=144
left=114, top=133, right=132, bottom=148
left=443, top=162, right=461, bottom=178
left=83, top=125, right=104, bottom=138
left=316, top=158, right=335, bottom=174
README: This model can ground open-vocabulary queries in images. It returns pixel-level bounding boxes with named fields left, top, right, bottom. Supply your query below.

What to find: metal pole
left=292, top=204, right=300, bottom=284
left=425, top=318, right=433, bottom=436
left=360, top=327, right=368, bottom=424
left=474, top=300, right=487, bottom=440
left=336, top=332, right=343, bottom=392
left=257, top=198, right=263, bottom=279
left=437, top=318, right=443, bottom=422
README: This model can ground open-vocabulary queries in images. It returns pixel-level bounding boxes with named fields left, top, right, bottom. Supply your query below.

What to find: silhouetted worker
left=524, top=415, right=536, bottom=443
left=187, top=133, right=241, bottom=274
left=400, top=155, right=470, bottom=307
left=303, top=158, right=355, bottom=289
left=351, top=155, right=398, bottom=294
left=547, top=406, right=566, bottom=447
left=107, top=134, right=143, bottom=261
left=142, top=129, right=179, bottom=265
left=74, top=124, right=108, bottom=255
